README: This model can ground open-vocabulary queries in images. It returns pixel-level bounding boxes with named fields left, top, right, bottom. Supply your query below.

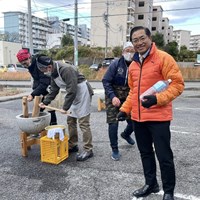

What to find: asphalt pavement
left=0, top=81, right=200, bottom=200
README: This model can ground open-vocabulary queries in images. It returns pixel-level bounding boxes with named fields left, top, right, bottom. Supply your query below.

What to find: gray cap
left=36, top=55, right=52, bottom=71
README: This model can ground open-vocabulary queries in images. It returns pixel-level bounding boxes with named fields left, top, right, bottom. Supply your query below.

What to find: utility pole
left=74, top=0, right=78, bottom=67
left=104, top=0, right=109, bottom=58
left=28, top=0, right=33, bottom=54
left=119, top=25, right=123, bottom=46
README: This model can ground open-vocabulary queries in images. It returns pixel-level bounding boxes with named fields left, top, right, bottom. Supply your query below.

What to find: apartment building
left=3, top=13, right=90, bottom=52
left=46, top=23, right=90, bottom=49
left=190, top=35, right=200, bottom=51
left=151, top=6, right=173, bottom=45
left=167, top=25, right=173, bottom=43
left=161, top=18, right=173, bottom=44
left=78, top=24, right=90, bottom=46
left=173, top=30, right=191, bottom=50
left=47, top=16, right=90, bottom=46
left=4, top=11, right=50, bottom=52
left=134, top=0, right=153, bottom=29
left=152, top=6, right=163, bottom=35
left=91, top=0, right=132, bottom=48
left=91, top=0, right=153, bottom=48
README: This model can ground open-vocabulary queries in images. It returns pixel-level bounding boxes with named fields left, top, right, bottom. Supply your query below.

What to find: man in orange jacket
left=117, top=26, right=184, bottom=200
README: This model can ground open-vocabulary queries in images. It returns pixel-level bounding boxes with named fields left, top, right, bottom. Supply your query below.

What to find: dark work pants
left=40, top=107, right=57, bottom=125
left=108, top=119, right=134, bottom=150
left=134, top=121, right=175, bottom=194
left=48, top=110, right=57, bottom=125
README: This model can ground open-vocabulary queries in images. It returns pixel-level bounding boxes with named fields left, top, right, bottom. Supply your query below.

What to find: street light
left=48, top=18, right=70, bottom=27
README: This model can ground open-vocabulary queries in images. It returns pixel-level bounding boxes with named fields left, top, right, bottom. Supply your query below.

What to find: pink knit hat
left=16, top=49, right=31, bottom=62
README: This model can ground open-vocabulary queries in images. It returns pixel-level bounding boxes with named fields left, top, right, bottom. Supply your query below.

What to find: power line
left=1, top=4, right=200, bottom=21
left=1, top=2, right=200, bottom=31
left=1, top=18, right=200, bottom=32
left=1, top=5, right=200, bottom=22
left=0, top=0, right=186, bottom=16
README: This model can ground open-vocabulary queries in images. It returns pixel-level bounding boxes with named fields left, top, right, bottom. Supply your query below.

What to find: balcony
left=127, top=16, right=134, bottom=24
left=128, top=1, right=135, bottom=11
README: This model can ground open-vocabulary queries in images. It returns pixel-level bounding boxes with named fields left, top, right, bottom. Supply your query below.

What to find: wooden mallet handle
left=32, top=96, right=41, bottom=117
left=43, top=105, right=71, bottom=114
left=22, top=96, right=29, bottom=118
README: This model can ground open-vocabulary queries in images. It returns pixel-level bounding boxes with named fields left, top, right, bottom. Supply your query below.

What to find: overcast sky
left=0, top=0, right=199, bottom=35
left=154, top=0, right=200, bottom=34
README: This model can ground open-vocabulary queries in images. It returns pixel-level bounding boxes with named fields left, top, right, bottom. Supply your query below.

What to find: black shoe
left=132, top=184, right=159, bottom=198
left=69, top=145, right=79, bottom=153
left=76, top=150, right=93, bottom=161
left=163, top=193, right=174, bottom=200
left=121, top=132, right=135, bottom=145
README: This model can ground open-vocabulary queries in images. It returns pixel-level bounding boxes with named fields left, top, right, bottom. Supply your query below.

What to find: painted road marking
left=94, top=89, right=104, bottom=94
left=171, top=130, right=200, bottom=136
left=175, top=107, right=200, bottom=110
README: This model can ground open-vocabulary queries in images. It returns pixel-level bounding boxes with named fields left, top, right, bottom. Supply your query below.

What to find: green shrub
left=78, top=64, right=98, bottom=80
left=79, top=46, right=93, bottom=57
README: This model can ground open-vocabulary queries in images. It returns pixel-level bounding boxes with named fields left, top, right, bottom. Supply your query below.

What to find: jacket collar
left=133, top=42, right=156, bottom=62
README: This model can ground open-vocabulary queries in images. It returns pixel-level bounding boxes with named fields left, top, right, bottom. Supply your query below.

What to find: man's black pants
left=134, top=120, right=175, bottom=194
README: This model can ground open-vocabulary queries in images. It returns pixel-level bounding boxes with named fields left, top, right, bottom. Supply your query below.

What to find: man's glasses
left=132, top=36, right=147, bottom=44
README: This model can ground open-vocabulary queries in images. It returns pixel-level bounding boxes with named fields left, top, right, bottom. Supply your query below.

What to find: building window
left=139, top=1, right=145, bottom=7
left=152, top=27, right=156, bottom=31
left=138, top=15, right=144, bottom=20
left=152, top=17, right=157, bottom=21
left=153, top=8, right=157, bottom=11
left=162, top=27, right=164, bottom=30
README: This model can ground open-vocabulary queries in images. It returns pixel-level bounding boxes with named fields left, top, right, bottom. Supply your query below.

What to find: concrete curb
left=0, top=81, right=200, bottom=103
left=0, top=92, right=30, bottom=102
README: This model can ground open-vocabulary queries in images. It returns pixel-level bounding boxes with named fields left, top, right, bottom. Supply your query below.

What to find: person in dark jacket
left=102, top=42, right=135, bottom=161
left=36, top=55, right=94, bottom=161
left=16, top=49, right=57, bottom=125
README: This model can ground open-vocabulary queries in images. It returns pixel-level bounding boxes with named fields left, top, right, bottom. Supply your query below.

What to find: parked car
left=89, top=63, right=102, bottom=71
left=0, top=65, right=7, bottom=73
left=102, top=57, right=116, bottom=67
left=7, top=64, right=28, bottom=72
left=194, top=62, right=200, bottom=67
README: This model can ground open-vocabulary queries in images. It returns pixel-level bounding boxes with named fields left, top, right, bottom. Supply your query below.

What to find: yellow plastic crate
left=40, top=135, right=68, bottom=164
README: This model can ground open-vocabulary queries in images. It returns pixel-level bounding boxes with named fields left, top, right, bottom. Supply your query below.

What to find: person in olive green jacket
left=37, top=55, right=94, bottom=162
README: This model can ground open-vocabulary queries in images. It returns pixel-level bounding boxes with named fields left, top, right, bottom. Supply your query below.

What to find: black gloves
left=141, top=95, right=157, bottom=108
left=116, top=111, right=127, bottom=121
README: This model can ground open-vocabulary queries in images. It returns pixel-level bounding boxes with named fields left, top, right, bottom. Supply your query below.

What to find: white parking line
left=175, top=192, right=200, bottom=200
left=131, top=190, right=200, bottom=200
left=171, top=130, right=200, bottom=136
left=175, top=107, right=200, bottom=110
left=94, top=89, right=104, bottom=94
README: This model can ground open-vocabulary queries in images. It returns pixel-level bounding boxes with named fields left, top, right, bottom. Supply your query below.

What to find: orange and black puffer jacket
left=120, top=43, right=185, bottom=122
